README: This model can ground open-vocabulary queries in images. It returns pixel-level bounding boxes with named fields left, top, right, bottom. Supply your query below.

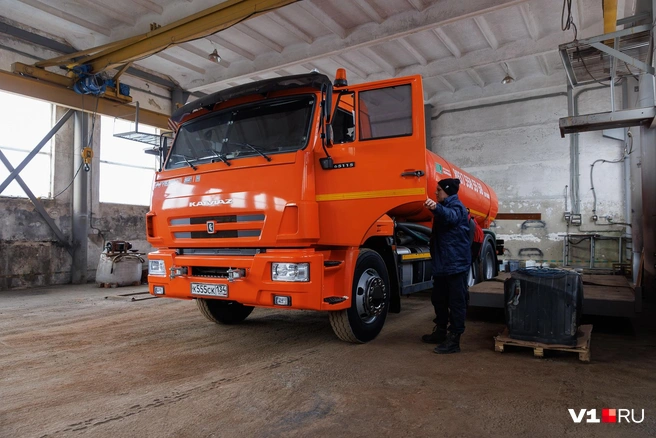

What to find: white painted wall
left=432, top=86, right=630, bottom=268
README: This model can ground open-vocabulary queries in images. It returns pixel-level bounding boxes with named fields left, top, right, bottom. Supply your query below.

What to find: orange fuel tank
left=389, top=149, right=498, bottom=228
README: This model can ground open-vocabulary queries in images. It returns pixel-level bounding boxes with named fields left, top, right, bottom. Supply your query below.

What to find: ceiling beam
left=207, top=35, right=256, bottom=61
left=359, top=47, right=395, bottom=76
left=374, top=33, right=571, bottom=84
left=156, top=52, right=206, bottom=75
left=132, top=0, right=164, bottom=14
left=572, top=0, right=584, bottom=32
left=433, top=28, right=462, bottom=58
left=436, top=75, right=456, bottom=93
left=353, top=0, right=385, bottom=24
left=81, top=0, right=136, bottom=26
left=297, top=0, right=348, bottom=39
left=0, top=69, right=169, bottom=128
left=190, top=0, right=531, bottom=91
left=331, top=55, right=368, bottom=79
left=466, top=69, right=485, bottom=87
left=427, top=75, right=565, bottom=109
left=473, top=16, right=499, bottom=49
left=406, top=0, right=424, bottom=11
left=18, top=0, right=111, bottom=36
left=235, top=24, right=284, bottom=52
left=267, top=12, right=313, bottom=44
left=397, top=37, right=427, bottom=65
left=536, top=53, right=552, bottom=76
left=518, top=3, right=540, bottom=40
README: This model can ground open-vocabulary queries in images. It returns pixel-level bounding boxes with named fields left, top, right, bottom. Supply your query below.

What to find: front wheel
left=329, top=249, right=390, bottom=343
left=197, top=299, right=254, bottom=324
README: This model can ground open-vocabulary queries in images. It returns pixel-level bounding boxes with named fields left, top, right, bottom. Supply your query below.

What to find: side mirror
left=322, top=83, right=333, bottom=146
left=325, top=123, right=334, bottom=147
left=154, top=133, right=173, bottom=172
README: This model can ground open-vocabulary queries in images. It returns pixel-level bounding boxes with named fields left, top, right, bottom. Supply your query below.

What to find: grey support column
left=71, top=111, right=89, bottom=284
left=639, top=73, right=655, bottom=294
left=626, top=77, right=644, bottom=287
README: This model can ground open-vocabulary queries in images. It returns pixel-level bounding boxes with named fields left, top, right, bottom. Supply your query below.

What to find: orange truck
left=146, top=69, right=499, bottom=343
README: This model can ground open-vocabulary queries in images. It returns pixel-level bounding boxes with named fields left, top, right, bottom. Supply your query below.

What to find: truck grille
left=170, top=213, right=265, bottom=240
left=191, top=266, right=231, bottom=278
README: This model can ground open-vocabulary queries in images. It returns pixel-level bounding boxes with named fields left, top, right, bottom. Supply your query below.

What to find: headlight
left=271, top=263, right=309, bottom=282
left=149, top=259, right=166, bottom=276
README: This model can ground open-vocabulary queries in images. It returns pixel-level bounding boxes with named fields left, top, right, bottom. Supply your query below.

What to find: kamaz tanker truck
left=146, top=69, right=499, bottom=343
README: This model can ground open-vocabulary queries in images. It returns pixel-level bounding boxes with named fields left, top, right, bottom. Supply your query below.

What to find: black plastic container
left=504, top=268, right=583, bottom=346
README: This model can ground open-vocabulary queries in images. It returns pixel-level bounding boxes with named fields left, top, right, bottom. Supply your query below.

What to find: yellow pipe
left=603, top=0, right=618, bottom=46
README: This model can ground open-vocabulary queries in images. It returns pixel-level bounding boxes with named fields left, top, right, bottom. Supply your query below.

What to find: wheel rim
left=484, top=249, right=495, bottom=279
left=354, top=268, right=387, bottom=324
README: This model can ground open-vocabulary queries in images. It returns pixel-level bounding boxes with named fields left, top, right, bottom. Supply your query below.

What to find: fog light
left=153, top=286, right=165, bottom=295
left=273, top=295, right=292, bottom=306
left=271, top=263, right=309, bottom=282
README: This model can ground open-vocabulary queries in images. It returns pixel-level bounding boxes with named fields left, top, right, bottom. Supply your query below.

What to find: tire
left=329, top=249, right=390, bottom=343
left=480, top=237, right=497, bottom=281
left=467, top=259, right=480, bottom=287
left=196, top=299, right=254, bottom=324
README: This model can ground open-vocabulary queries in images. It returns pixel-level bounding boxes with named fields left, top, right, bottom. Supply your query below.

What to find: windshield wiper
left=204, top=149, right=232, bottom=166
left=228, top=142, right=272, bottom=162
left=179, top=154, right=197, bottom=171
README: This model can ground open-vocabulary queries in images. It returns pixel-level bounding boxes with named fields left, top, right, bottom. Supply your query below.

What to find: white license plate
left=191, top=283, right=228, bottom=297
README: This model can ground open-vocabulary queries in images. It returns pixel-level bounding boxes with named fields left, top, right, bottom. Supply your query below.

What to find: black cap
left=438, top=178, right=460, bottom=196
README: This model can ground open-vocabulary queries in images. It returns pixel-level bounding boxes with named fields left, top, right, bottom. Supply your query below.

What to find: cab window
left=358, top=85, right=412, bottom=140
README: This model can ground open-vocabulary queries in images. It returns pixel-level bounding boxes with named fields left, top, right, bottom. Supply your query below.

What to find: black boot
left=421, top=325, right=447, bottom=344
left=434, top=332, right=461, bottom=354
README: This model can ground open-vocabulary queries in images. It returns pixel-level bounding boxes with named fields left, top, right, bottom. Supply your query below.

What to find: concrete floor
left=1, top=284, right=655, bottom=438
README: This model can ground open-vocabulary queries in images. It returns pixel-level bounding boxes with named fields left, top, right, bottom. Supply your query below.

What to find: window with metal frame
left=0, top=91, right=53, bottom=199
left=99, top=116, right=160, bottom=206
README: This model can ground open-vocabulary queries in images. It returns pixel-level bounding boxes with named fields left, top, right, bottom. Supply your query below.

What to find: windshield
left=166, top=95, right=315, bottom=169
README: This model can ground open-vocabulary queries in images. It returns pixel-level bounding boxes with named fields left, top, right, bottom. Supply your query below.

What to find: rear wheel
left=197, top=299, right=254, bottom=324
left=467, top=259, right=480, bottom=287
left=480, top=238, right=497, bottom=280
left=329, top=249, right=390, bottom=343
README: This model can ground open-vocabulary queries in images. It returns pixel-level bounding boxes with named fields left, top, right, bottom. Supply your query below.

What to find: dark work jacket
left=429, top=194, right=472, bottom=276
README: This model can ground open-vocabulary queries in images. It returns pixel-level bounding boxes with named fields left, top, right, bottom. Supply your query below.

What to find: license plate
left=191, top=283, right=228, bottom=297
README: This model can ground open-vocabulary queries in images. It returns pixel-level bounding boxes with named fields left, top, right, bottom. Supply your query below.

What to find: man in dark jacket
left=422, top=178, right=471, bottom=354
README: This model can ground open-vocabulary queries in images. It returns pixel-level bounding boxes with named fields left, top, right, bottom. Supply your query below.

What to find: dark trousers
left=431, top=271, right=468, bottom=335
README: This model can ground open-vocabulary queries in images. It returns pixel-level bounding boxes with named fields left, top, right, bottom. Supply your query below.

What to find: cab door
left=314, top=75, right=428, bottom=246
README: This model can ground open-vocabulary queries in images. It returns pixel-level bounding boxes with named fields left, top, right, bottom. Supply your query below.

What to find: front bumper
left=147, top=248, right=351, bottom=311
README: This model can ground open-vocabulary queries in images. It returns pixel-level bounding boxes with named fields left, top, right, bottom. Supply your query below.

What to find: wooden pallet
left=494, top=324, right=592, bottom=362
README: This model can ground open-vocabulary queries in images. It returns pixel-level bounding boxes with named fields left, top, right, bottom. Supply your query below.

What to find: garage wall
left=0, top=22, right=165, bottom=291
left=0, top=106, right=153, bottom=291
left=432, top=86, right=631, bottom=268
